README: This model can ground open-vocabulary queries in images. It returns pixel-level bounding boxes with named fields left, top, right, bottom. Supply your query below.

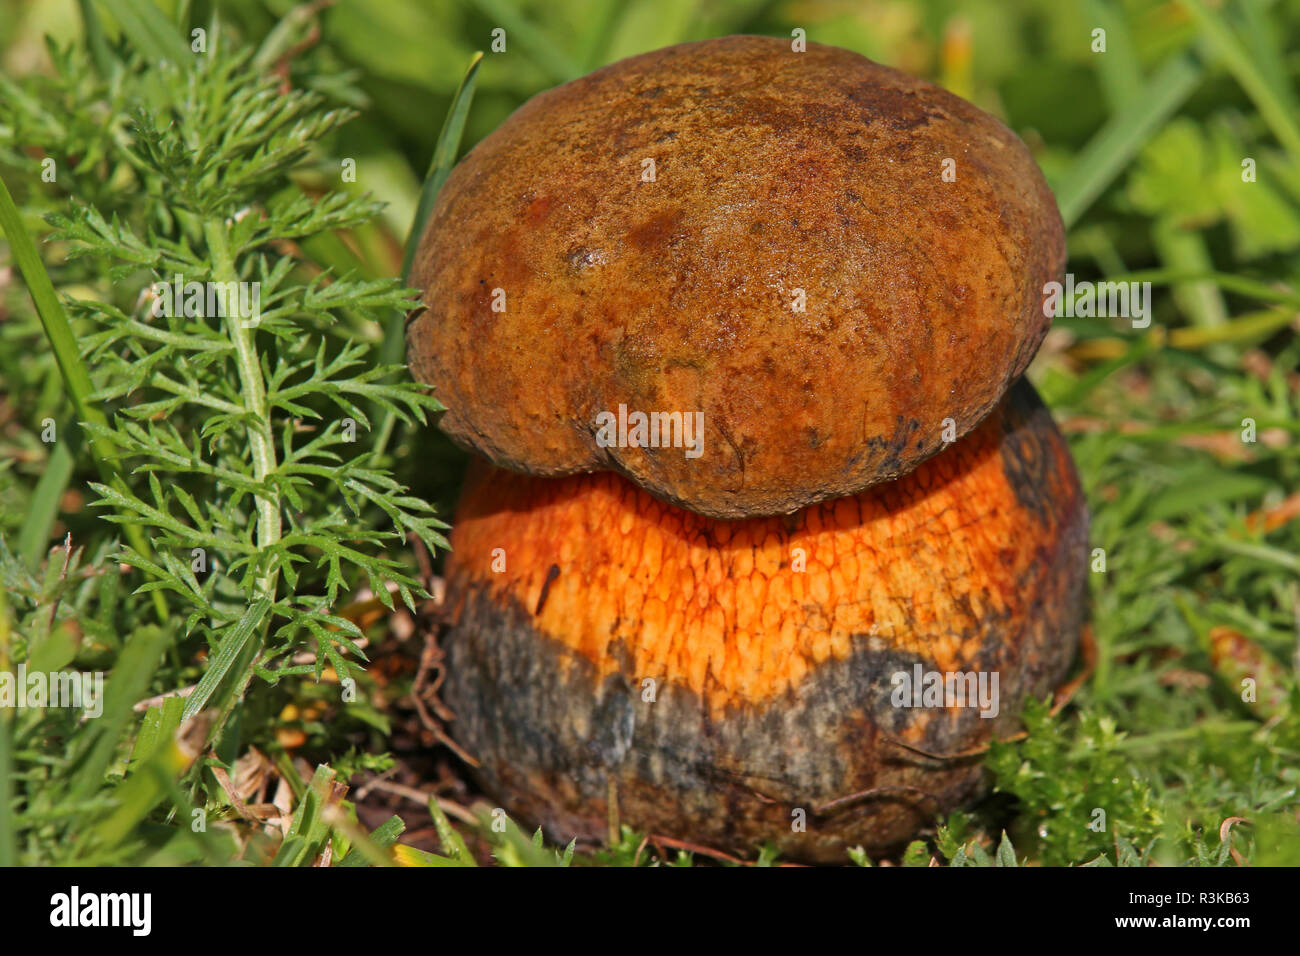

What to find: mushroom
left=408, top=36, right=1087, bottom=861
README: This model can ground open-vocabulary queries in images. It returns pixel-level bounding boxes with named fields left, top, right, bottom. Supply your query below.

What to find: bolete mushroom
left=408, top=35, right=1087, bottom=862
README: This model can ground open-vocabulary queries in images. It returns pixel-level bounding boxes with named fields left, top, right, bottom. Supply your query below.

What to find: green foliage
left=986, top=699, right=1164, bottom=866
left=0, top=537, right=220, bottom=865
left=938, top=830, right=1022, bottom=868
left=3, top=0, right=1300, bottom=868
left=1128, top=118, right=1300, bottom=260
left=24, top=38, right=447, bottom=738
left=901, top=839, right=932, bottom=867
left=1, top=3, right=451, bottom=865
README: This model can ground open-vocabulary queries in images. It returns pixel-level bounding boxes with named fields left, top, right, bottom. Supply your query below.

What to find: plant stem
left=201, top=217, right=281, bottom=746
left=203, top=219, right=281, bottom=596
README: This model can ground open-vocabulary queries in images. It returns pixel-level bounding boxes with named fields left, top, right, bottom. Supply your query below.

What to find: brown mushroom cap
left=408, top=35, right=1065, bottom=518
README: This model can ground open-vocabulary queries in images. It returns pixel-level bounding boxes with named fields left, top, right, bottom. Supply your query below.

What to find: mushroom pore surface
left=439, top=379, right=1088, bottom=862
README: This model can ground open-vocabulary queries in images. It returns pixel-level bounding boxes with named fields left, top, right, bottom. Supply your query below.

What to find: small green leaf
left=338, top=815, right=406, bottom=867
left=996, top=832, right=1018, bottom=867
left=130, top=695, right=186, bottom=772
left=901, top=840, right=931, bottom=867
left=428, top=797, right=476, bottom=866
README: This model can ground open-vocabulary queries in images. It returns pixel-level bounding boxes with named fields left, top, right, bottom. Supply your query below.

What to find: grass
left=0, top=0, right=1298, bottom=866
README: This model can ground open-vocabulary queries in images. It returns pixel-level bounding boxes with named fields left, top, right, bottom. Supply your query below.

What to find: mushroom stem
left=438, top=380, right=1088, bottom=862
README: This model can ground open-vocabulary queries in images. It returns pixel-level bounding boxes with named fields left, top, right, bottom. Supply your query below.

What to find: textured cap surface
left=408, top=35, right=1065, bottom=518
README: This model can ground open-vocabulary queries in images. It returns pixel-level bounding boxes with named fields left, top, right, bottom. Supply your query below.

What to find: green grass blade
left=1040, top=335, right=1162, bottom=407
left=79, top=0, right=121, bottom=77
left=16, top=425, right=75, bottom=570
left=1100, top=268, right=1300, bottom=308
left=398, top=51, right=484, bottom=288
left=392, top=843, right=469, bottom=866
left=1237, top=1, right=1292, bottom=102
left=468, top=0, right=584, bottom=84
left=272, top=764, right=336, bottom=865
left=338, top=814, right=405, bottom=866
left=272, top=836, right=309, bottom=866
left=0, top=176, right=102, bottom=435
left=1056, top=52, right=1203, bottom=227
left=0, top=587, right=14, bottom=866
left=182, top=596, right=271, bottom=721
left=129, top=694, right=186, bottom=772
left=576, top=0, right=626, bottom=69
left=599, top=0, right=697, bottom=63
left=1180, top=0, right=1300, bottom=163
left=1082, top=0, right=1142, bottom=112
left=1152, top=218, right=1227, bottom=330
left=1204, top=537, right=1300, bottom=575
left=294, top=765, right=337, bottom=848
left=375, top=50, right=483, bottom=454
left=1170, top=306, right=1295, bottom=348
left=428, top=797, right=476, bottom=865
left=0, top=170, right=168, bottom=619
left=0, top=711, right=11, bottom=866
left=90, top=742, right=190, bottom=853
left=94, top=0, right=191, bottom=67
left=69, top=623, right=172, bottom=802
